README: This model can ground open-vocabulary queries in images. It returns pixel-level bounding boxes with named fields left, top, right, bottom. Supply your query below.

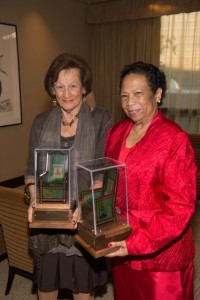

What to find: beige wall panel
left=0, top=0, right=90, bottom=181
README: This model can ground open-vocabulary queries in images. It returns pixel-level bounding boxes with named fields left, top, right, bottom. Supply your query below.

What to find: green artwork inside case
left=81, top=189, right=102, bottom=225
left=95, top=194, right=115, bottom=224
left=102, top=168, right=119, bottom=196
left=81, top=168, right=119, bottom=226
left=39, top=151, right=68, bottom=203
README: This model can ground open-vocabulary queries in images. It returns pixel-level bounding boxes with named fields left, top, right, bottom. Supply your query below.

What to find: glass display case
left=30, top=147, right=75, bottom=229
left=75, top=157, right=132, bottom=258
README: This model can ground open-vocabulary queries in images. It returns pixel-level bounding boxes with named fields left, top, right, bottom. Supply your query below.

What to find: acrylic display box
left=29, top=147, right=76, bottom=229
left=75, top=157, right=132, bottom=258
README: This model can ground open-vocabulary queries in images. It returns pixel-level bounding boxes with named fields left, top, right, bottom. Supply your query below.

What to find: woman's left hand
left=106, top=240, right=128, bottom=257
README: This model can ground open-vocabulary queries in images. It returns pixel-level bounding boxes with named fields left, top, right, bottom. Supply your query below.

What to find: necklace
left=61, top=113, right=79, bottom=127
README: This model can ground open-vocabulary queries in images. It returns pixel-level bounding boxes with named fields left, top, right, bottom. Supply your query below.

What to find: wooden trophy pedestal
left=29, top=203, right=74, bottom=229
left=75, top=217, right=132, bottom=258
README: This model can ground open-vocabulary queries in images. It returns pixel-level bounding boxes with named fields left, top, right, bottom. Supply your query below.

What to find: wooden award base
left=29, top=203, right=74, bottom=229
left=75, top=217, right=132, bottom=258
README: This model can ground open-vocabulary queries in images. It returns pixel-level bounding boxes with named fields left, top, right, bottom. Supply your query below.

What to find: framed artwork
left=0, top=23, right=22, bottom=127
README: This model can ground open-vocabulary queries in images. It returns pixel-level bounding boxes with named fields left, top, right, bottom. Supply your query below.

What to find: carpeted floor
left=0, top=201, right=199, bottom=300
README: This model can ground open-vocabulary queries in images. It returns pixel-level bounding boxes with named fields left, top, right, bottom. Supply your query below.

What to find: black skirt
left=34, top=251, right=108, bottom=293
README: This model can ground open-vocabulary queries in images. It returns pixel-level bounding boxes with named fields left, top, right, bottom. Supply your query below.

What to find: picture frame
left=0, top=22, right=22, bottom=127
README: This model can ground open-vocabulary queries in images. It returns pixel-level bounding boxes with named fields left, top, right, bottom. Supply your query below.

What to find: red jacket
left=105, top=110, right=197, bottom=271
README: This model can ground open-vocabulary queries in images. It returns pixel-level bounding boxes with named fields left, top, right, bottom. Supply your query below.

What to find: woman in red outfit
left=105, top=62, right=197, bottom=300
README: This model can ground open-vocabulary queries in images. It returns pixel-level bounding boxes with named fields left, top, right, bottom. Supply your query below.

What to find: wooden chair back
left=0, top=225, right=6, bottom=256
left=0, top=186, right=34, bottom=294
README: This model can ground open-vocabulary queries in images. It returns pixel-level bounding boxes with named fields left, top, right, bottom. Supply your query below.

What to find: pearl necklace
left=61, top=113, right=79, bottom=127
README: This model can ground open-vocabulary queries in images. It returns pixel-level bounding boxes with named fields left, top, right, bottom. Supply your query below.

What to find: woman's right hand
left=28, top=204, right=33, bottom=223
left=27, top=184, right=35, bottom=223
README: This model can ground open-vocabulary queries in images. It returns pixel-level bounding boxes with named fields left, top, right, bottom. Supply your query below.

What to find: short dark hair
left=120, top=61, right=167, bottom=102
left=44, top=53, right=92, bottom=99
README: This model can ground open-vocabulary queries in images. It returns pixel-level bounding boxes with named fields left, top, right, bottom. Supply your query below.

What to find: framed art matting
left=0, top=23, right=22, bottom=127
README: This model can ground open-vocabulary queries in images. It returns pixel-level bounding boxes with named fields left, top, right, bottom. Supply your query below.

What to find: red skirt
left=112, top=259, right=194, bottom=300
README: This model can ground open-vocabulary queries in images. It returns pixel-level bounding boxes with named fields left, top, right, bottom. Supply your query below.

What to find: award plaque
left=29, top=147, right=75, bottom=229
left=75, top=157, right=132, bottom=258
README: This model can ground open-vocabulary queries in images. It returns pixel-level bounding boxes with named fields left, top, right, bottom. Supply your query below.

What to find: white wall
left=0, top=0, right=90, bottom=181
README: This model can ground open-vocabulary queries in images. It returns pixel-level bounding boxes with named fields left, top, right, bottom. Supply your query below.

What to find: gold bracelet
left=24, top=182, right=35, bottom=199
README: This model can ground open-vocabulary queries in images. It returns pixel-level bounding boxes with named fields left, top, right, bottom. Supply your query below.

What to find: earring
left=157, top=98, right=161, bottom=103
left=83, top=95, right=86, bottom=104
left=53, top=98, right=57, bottom=107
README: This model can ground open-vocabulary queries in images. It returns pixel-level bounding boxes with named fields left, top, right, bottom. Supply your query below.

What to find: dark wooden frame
left=0, top=22, right=22, bottom=127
